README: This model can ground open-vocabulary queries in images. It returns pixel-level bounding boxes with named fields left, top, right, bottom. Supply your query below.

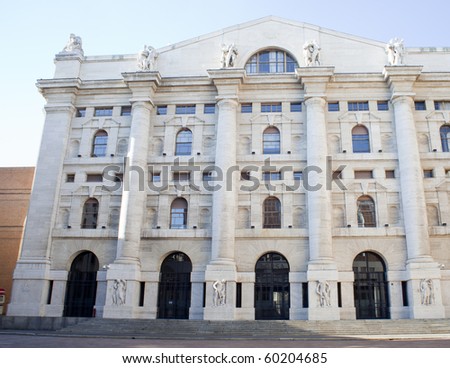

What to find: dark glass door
left=157, top=252, right=192, bottom=319
left=353, top=252, right=390, bottom=319
left=64, top=252, right=99, bottom=317
left=255, top=252, right=290, bottom=320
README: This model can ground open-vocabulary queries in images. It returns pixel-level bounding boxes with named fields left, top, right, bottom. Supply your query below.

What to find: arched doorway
left=255, top=252, right=290, bottom=320
left=63, top=251, right=99, bottom=317
left=353, top=252, right=390, bottom=319
left=157, top=252, right=192, bottom=319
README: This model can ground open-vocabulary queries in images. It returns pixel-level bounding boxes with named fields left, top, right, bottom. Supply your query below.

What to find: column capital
left=384, top=65, right=423, bottom=97
left=296, top=66, right=335, bottom=98
left=208, top=68, right=246, bottom=98
left=122, top=71, right=161, bottom=102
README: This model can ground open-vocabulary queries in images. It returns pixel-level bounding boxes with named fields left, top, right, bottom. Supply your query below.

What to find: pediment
left=338, top=111, right=381, bottom=124
left=426, top=111, right=450, bottom=123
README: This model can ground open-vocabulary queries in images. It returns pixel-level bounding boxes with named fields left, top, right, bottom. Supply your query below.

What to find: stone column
left=384, top=66, right=444, bottom=318
left=8, top=79, right=81, bottom=316
left=104, top=72, right=160, bottom=318
left=203, top=69, right=245, bottom=320
left=297, top=67, right=340, bottom=320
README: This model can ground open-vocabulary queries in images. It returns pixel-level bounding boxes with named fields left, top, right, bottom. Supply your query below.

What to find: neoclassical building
left=8, top=17, right=450, bottom=321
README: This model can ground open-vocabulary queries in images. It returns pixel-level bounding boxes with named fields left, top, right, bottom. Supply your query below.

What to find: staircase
left=56, top=318, right=450, bottom=339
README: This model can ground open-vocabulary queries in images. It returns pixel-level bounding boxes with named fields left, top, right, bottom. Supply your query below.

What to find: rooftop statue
left=62, top=33, right=84, bottom=56
left=137, top=45, right=158, bottom=71
left=303, top=40, right=321, bottom=66
left=221, top=43, right=238, bottom=68
left=386, top=38, right=405, bottom=66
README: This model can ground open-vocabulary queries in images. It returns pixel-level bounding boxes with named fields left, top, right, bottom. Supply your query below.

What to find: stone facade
left=8, top=17, right=450, bottom=320
left=0, top=167, right=34, bottom=314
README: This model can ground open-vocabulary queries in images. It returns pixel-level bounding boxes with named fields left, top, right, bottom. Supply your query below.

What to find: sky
left=1, top=0, right=450, bottom=167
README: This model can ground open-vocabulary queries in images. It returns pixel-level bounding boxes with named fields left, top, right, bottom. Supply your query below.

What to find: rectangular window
left=302, top=283, right=309, bottom=308
left=156, top=105, right=167, bottom=115
left=151, top=172, right=161, bottom=182
left=423, top=169, right=433, bottom=178
left=293, top=171, right=303, bottom=181
left=46, top=280, right=53, bottom=305
left=348, top=101, right=369, bottom=111
left=86, top=174, right=103, bottom=182
left=203, top=172, right=213, bottom=181
left=328, top=102, right=340, bottom=112
left=263, top=172, right=282, bottom=181
left=385, top=170, right=395, bottom=178
left=402, top=281, right=409, bottom=307
left=261, top=103, right=282, bottom=113
left=434, top=101, right=450, bottom=110
left=241, top=103, right=252, bottom=113
left=332, top=170, right=343, bottom=180
left=76, top=108, right=86, bottom=117
left=175, top=104, right=196, bottom=115
left=337, top=282, right=342, bottom=308
left=94, top=107, right=113, bottom=117
left=114, top=173, right=123, bottom=183
left=354, top=170, right=373, bottom=179
left=121, top=106, right=132, bottom=116
left=377, top=101, right=389, bottom=111
left=415, top=101, right=426, bottom=111
left=173, top=172, right=190, bottom=181
left=236, top=283, right=242, bottom=308
left=241, top=171, right=251, bottom=181
left=204, top=104, right=216, bottom=114
left=139, top=282, right=145, bottom=307
left=66, top=174, right=75, bottom=183
left=290, top=102, right=302, bottom=112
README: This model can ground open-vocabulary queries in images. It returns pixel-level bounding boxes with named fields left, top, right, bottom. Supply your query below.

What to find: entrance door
left=64, top=251, right=99, bottom=317
left=255, top=252, right=290, bottom=320
left=157, top=252, right=192, bottom=319
left=353, top=252, right=390, bottom=319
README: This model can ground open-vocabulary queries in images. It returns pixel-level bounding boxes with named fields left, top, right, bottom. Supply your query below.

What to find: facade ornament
left=137, top=45, right=158, bottom=71
left=61, top=33, right=84, bottom=56
left=316, top=280, right=331, bottom=307
left=386, top=38, right=405, bottom=66
left=221, top=43, right=238, bottom=68
left=112, top=279, right=127, bottom=305
left=213, top=279, right=226, bottom=306
left=419, top=278, right=434, bottom=305
left=303, top=40, right=321, bottom=66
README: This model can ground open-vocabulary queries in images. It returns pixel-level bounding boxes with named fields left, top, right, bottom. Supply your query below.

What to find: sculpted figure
left=221, top=43, right=238, bottom=68
left=137, top=45, right=158, bottom=71
left=112, top=279, right=127, bottom=305
left=62, top=33, right=84, bottom=55
left=303, top=40, right=321, bottom=66
left=386, top=38, right=405, bottom=66
left=316, top=281, right=331, bottom=307
left=357, top=207, right=365, bottom=227
left=213, top=279, right=226, bottom=306
left=419, top=279, right=433, bottom=305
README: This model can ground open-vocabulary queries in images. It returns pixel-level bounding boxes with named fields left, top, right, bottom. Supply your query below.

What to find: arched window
left=81, top=198, right=99, bottom=229
left=352, top=125, right=370, bottom=153
left=263, top=197, right=281, bottom=228
left=170, top=198, right=188, bottom=229
left=440, top=125, right=450, bottom=152
left=263, top=127, right=281, bottom=154
left=357, top=195, right=376, bottom=228
left=175, top=129, right=193, bottom=156
left=245, top=49, right=298, bottom=74
left=92, top=130, right=108, bottom=157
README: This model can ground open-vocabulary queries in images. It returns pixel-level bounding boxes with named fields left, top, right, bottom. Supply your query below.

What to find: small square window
left=293, top=171, right=303, bottom=180
left=204, top=104, right=216, bottom=114
left=121, top=106, right=132, bottom=116
left=66, top=174, right=75, bottom=183
left=76, top=108, right=86, bottom=117
left=328, top=102, right=340, bottom=112
left=332, top=170, right=343, bottom=180
left=94, top=107, right=113, bottom=117
left=348, top=101, right=369, bottom=111
left=377, top=101, right=389, bottom=111
left=175, top=105, right=196, bottom=115
left=241, top=103, right=252, bottom=113
left=261, top=103, right=282, bottom=113
left=423, top=170, right=433, bottom=178
left=263, top=172, right=282, bottom=181
left=157, top=105, right=167, bottom=115
left=415, top=101, right=426, bottom=111
left=114, top=173, right=123, bottom=183
left=241, top=171, right=251, bottom=180
left=173, top=172, right=190, bottom=181
left=290, top=102, right=302, bottom=112
left=151, top=172, right=161, bottom=182
left=385, top=170, right=395, bottom=179
left=354, top=170, right=373, bottom=179
left=86, top=174, right=103, bottom=182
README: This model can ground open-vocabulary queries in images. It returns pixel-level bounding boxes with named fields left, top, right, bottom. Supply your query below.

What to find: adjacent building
left=8, top=17, right=450, bottom=320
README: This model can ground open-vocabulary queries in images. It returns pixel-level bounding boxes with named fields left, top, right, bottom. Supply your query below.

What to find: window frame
left=263, top=197, right=282, bottom=229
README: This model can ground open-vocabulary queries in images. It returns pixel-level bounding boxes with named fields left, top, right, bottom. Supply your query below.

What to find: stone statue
left=213, top=279, right=226, bottom=306
left=386, top=38, right=405, bottom=66
left=316, top=281, right=331, bottom=307
left=357, top=207, right=365, bottom=227
left=137, top=45, right=158, bottom=71
left=303, top=40, right=321, bottom=66
left=62, top=33, right=84, bottom=56
left=112, top=279, right=127, bottom=305
left=221, top=43, right=238, bottom=68
left=419, top=278, right=434, bottom=305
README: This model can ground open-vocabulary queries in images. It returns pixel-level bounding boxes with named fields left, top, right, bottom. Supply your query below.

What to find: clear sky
left=1, top=0, right=450, bottom=167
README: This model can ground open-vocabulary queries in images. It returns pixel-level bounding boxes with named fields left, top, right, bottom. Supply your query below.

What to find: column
left=8, top=79, right=80, bottom=316
left=384, top=66, right=444, bottom=318
left=203, top=69, right=245, bottom=320
left=297, top=67, right=340, bottom=320
left=103, top=72, right=160, bottom=318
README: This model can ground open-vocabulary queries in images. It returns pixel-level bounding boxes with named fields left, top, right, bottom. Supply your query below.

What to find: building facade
left=0, top=167, right=34, bottom=314
left=8, top=17, right=450, bottom=320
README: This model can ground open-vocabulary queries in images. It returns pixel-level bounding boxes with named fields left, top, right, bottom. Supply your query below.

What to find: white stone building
left=8, top=17, right=450, bottom=321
